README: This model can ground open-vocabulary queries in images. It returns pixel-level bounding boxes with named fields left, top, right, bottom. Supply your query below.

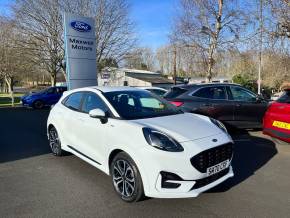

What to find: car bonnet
left=131, top=113, right=223, bottom=143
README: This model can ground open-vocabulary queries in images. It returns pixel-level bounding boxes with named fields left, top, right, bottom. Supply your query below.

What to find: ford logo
left=70, top=21, right=91, bottom=32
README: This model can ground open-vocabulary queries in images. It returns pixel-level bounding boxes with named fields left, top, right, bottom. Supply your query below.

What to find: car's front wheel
left=110, top=152, right=144, bottom=202
left=48, top=126, right=64, bottom=156
left=33, top=100, right=44, bottom=109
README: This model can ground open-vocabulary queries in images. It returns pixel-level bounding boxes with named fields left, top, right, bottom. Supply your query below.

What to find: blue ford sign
left=70, top=21, right=91, bottom=32
left=64, top=13, right=97, bottom=90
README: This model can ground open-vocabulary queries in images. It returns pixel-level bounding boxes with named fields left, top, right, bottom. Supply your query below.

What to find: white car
left=47, top=86, right=234, bottom=202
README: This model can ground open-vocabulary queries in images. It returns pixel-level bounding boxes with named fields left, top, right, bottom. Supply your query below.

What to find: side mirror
left=255, top=95, right=264, bottom=103
left=89, top=108, right=108, bottom=123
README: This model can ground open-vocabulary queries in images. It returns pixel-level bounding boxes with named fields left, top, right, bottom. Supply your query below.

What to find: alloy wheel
left=112, top=159, right=136, bottom=198
left=49, top=128, right=61, bottom=155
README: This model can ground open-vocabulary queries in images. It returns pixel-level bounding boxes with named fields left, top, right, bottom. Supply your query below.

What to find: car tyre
left=110, top=152, right=145, bottom=202
left=48, top=126, right=64, bottom=156
left=33, top=100, right=44, bottom=109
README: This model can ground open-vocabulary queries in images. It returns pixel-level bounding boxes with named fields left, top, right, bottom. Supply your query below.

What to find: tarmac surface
left=1, top=107, right=290, bottom=217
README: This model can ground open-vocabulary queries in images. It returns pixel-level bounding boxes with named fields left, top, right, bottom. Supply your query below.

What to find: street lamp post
left=258, top=0, right=263, bottom=95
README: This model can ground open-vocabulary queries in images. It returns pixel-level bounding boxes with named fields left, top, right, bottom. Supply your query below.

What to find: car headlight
left=210, top=118, right=227, bottom=133
left=142, top=128, right=184, bottom=152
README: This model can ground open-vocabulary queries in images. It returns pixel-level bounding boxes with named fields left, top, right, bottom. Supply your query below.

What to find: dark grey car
left=164, top=83, right=269, bottom=129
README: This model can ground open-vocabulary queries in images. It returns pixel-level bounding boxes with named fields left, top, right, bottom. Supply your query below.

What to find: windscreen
left=164, top=87, right=188, bottom=98
left=103, top=90, right=183, bottom=120
left=277, top=90, right=290, bottom=103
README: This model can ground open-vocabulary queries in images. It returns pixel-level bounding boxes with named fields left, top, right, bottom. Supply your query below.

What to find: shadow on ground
left=0, top=107, right=51, bottom=163
left=208, top=129, right=277, bottom=193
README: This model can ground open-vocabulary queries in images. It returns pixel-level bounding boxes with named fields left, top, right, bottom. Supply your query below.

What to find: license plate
left=207, top=160, right=229, bottom=176
left=272, top=121, right=290, bottom=130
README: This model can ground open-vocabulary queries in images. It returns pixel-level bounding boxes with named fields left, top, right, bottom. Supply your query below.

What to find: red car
left=263, top=89, right=290, bottom=143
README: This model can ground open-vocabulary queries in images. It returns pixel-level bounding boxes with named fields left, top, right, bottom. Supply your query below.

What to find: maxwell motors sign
left=64, top=13, right=97, bottom=89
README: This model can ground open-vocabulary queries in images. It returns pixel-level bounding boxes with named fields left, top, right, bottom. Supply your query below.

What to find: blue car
left=21, top=86, right=67, bottom=109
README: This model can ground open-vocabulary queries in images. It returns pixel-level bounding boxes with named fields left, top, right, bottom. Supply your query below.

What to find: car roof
left=67, top=86, right=142, bottom=93
left=172, top=83, right=242, bottom=90
left=134, top=86, right=167, bottom=91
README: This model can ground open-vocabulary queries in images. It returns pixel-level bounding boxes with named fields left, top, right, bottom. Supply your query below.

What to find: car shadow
left=0, top=107, right=52, bottom=163
left=208, top=129, right=277, bottom=193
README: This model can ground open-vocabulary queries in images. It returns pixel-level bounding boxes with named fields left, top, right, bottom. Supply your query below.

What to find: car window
left=164, top=87, right=187, bottom=98
left=64, top=92, right=83, bottom=111
left=148, top=89, right=166, bottom=97
left=193, top=86, right=227, bottom=100
left=230, top=86, right=256, bottom=102
left=104, top=91, right=182, bottom=120
left=277, top=90, right=290, bottom=104
left=55, top=87, right=62, bottom=94
left=140, top=97, right=162, bottom=108
left=55, top=87, right=67, bottom=94
left=82, top=92, right=109, bottom=113
left=46, top=88, right=55, bottom=94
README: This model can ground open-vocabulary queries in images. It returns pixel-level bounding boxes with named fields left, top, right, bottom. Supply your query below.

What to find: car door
left=190, top=86, right=234, bottom=122
left=271, top=90, right=290, bottom=124
left=43, top=87, right=61, bottom=105
left=228, top=85, right=268, bottom=127
left=61, top=92, right=86, bottom=152
left=75, top=91, right=112, bottom=165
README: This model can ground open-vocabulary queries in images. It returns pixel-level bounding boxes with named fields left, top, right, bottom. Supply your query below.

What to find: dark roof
left=173, top=82, right=242, bottom=90
left=128, top=74, right=174, bottom=84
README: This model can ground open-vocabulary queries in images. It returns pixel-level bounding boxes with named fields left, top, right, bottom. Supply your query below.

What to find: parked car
left=47, top=86, right=234, bottom=202
left=164, top=83, right=269, bottom=129
left=270, top=91, right=283, bottom=101
left=135, top=86, right=168, bottom=97
left=21, top=86, right=67, bottom=109
left=263, top=89, right=290, bottom=144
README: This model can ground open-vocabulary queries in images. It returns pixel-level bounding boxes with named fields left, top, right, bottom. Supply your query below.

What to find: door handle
left=236, top=104, right=241, bottom=107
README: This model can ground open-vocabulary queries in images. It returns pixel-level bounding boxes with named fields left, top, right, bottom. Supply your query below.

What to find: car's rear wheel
left=110, top=152, right=144, bottom=202
left=48, top=126, right=64, bottom=156
left=33, top=100, right=44, bottom=109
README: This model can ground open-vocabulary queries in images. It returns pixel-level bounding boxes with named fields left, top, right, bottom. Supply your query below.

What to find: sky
left=0, top=0, right=13, bottom=16
left=0, top=0, right=177, bottom=50
left=129, top=0, right=178, bottom=50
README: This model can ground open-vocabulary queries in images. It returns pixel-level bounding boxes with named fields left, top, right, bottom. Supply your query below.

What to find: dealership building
left=98, top=68, right=175, bottom=89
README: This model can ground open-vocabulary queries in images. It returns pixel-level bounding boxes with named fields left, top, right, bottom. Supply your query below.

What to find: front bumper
left=152, top=166, right=234, bottom=198
left=21, top=99, right=32, bottom=107
left=138, top=133, right=234, bottom=198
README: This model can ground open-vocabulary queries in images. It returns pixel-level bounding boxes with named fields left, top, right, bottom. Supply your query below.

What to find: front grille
left=190, top=143, right=233, bottom=173
left=191, top=168, right=230, bottom=190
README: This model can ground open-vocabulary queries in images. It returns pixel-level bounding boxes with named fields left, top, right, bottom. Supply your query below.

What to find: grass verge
left=0, top=93, right=24, bottom=107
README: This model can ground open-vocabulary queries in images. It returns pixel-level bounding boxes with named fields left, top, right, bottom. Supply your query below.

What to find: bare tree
left=268, top=0, right=290, bottom=38
left=124, top=47, right=155, bottom=71
left=12, top=0, right=136, bottom=86
left=13, top=0, right=64, bottom=86
left=0, top=17, right=34, bottom=105
left=62, top=0, right=137, bottom=67
left=172, top=0, right=248, bottom=81
left=156, top=43, right=206, bottom=77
